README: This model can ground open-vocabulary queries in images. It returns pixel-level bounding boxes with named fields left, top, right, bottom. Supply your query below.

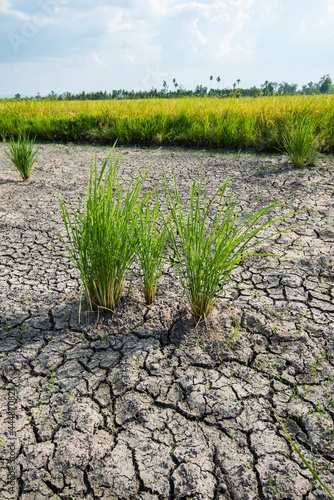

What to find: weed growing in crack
left=170, top=445, right=177, bottom=456
left=57, top=442, right=66, bottom=457
left=270, top=474, right=296, bottom=499
left=58, top=407, right=67, bottom=424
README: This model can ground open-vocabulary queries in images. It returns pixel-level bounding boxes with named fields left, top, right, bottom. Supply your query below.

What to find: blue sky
left=0, top=0, right=333, bottom=96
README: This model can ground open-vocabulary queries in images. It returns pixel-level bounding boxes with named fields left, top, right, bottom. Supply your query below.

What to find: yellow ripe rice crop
left=0, top=95, right=333, bottom=151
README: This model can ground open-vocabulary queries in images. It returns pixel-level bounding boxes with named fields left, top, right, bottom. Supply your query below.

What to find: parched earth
left=0, top=143, right=334, bottom=500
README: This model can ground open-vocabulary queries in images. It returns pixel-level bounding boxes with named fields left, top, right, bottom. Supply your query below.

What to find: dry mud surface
left=0, top=143, right=334, bottom=500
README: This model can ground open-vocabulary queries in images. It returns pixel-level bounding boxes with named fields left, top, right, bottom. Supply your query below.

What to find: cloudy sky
left=0, top=0, right=333, bottom=96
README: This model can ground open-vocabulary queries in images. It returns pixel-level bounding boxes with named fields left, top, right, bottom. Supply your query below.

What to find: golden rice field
left=0, top=95, right=333, bottom=151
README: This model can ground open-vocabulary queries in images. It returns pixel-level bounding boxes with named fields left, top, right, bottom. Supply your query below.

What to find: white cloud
left=214, top=36, right=256, bottom=61
left=182, top=0, right=258, bottom=64
left=106, top=9, right=132, bottom=34
left=209, top=0, right=254, bottom=28
left=90, top=51, right=102, bottom=65
left=327, top=0, right=334, bottom=13
left=0, top=0, right=63, bottom=21
left=314, top=19, right=324, bottom=29
left=217, top=39, right=232, bottom=57
left=0, top=0, right=10, bottom=14
left=1, top=0, right=334, bottom=95
left=192, top=17, right=207, bottom=45
left=148, top=0, right=212, bottom=18
left=0, top=6, right=35, bottom=21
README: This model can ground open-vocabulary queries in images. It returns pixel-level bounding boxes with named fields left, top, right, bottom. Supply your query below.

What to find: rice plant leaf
left=272, top=408, right=334, bottom=499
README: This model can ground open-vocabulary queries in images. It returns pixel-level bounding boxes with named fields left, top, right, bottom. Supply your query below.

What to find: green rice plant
left=58, top=148, right=149, bottom=312
left=4, top=134, right=39, bottom=179
left=1, top=95, right=333, bottom=151
left=164, top=171, right=301, bottom=322
left=135, top=195, right=170, bottom=304
left=272, top=408, right=334, bottom=499
left=281, top=117, right=320, bottom=167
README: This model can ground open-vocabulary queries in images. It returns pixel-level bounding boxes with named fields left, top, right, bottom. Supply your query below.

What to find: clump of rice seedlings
left=58, top=147, right=149, bottom=312
left=164, top=170, right=300, bottom=322
left=5, top=134, right=39, bottom=180
left=281, top=117, right=320, bottom=167
left=135, top=195, right=170, bottom=304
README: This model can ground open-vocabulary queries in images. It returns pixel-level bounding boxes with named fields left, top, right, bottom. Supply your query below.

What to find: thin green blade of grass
left=272, top=408, right=334, bottom=499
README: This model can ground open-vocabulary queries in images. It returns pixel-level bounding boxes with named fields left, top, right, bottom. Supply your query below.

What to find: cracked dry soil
left=0, top=143, right=334, bottom=500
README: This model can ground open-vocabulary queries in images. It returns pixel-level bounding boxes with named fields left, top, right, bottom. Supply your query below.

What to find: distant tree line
left=13, top=74, right=334, bottom=101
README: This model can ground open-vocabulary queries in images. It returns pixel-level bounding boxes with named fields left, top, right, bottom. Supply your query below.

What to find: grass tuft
left=164, top=169, right=303, bottom=322
left=58, top=147, right=149, bottom=312
left=135, top=194, right=171, bottom=304
left=281, top=117, right=320, bottom=167
left=4, top=134, right=39, bottom=180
